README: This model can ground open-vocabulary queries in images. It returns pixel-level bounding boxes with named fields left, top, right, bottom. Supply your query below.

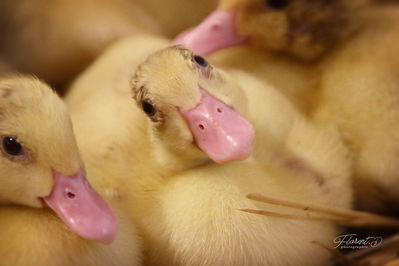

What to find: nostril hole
left=67, top=191, right=76, bottom=199
left=198, top=124, right=205, bottom=130
left=217, top=108, right=223, bottom=113
left=211, top=24, right=220, bottom=31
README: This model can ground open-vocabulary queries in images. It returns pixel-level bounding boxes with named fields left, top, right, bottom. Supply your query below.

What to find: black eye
left=142, top=101, right=157, bottom=117
left=264, top=0, right=289, bottom=10
left=193, top=55, right=208, bottom=68
left=2, top=137, right=23, bottom=156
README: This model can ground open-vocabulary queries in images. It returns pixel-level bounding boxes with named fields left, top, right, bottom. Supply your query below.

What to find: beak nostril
left=67, top=191, right=76, bottom=199
left=211, top=24, right=220, bottom=31
left=198, top=124, right=205, bottom=130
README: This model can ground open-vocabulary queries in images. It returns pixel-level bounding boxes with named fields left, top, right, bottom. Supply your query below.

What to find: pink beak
left=43, top=170, right=118, bottom=243
left=180, top=88, right=255, bottom=163
left=173, top=9, right=247, bottom=56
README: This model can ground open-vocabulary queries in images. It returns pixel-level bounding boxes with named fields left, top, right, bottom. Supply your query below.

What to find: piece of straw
left=241, top=193, right=399, bottom=228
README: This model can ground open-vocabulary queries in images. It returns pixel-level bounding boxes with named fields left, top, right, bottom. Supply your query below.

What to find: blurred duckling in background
left=313, top=5, right=399, bottom=215
left=174, top=0, right=367, bottom=112
left=0, top=76, right=141, bottom=266
left=0, top=0, right=162, bottom=86
left=128, top=46, right=352, bottom=265
left=0, top=0, right=217, bottom=86
left=174, top=0, right=367, bottom=59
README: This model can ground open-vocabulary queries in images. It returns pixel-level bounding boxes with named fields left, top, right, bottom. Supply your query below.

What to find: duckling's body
left=313, top=6, right=399, bottom=214
left=0, top=76, right=141, bottom=266
left=139, top=160, right=349, bottom=266
left=208, top=46, right=319, bottom=113
left=0, top=205, right=141, bottom=266
left=67, top=39, right=352, bottom=265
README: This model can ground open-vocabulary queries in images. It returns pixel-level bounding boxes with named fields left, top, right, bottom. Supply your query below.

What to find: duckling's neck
left=148, top=135, right=211, bottom=174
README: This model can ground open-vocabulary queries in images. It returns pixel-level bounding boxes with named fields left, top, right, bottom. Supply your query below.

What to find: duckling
left=65, top=37, right=351, bottom=264
left=66, top=32, right=351, bottom=264
left=174, top=0, right=367, bottom=60
left=176, top=0, right=399, bottom=215
left=128, top=46, right=352, bottom=265
left=0, top=0, right=216, bottom=85
left=312, top=5, right=399, bottom=214
left=0, top=76, right=141, bottom=265
left=174, top=0, right=364, bottom=112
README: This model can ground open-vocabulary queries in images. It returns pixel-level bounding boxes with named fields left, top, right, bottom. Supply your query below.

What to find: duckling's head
left=175, top=0, right=366, bottom=60
left=131, top=46, right=255, bottom=168
left=0, top=76, right=117, bottom=243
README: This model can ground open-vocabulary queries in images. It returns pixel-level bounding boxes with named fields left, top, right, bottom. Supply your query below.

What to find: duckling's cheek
left=43, top=169, right=118, bottom=243
left=180, top=88, right=255, bottom=164
left=173, top=9, right=247, bottom=55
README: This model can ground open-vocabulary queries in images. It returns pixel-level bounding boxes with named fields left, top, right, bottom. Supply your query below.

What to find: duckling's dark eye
left=193, top=55, right=208, bottom=68
left=142, top=101, right=157, bottom=117
left=264, top=0, right=289, bottom=10
left=2, top=137, right=23, bottom=156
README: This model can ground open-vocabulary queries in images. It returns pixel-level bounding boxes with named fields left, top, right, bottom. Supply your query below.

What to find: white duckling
left=128, top=46, right=352, bottom=265
left=0, top=76, right=141, bottom=266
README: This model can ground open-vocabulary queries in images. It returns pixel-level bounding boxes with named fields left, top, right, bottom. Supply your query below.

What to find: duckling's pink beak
left=180, top=88, right=255, bottom=163
left=173, top=9, right=247, bottom=55
left=43, top=169, right=118, bottom=244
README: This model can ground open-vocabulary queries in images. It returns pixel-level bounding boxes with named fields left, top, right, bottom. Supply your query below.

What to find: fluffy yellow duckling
left=312, top=5, right=399, bottom=214
left=174, top=0, right=367, bottom=59
left=0, top=76, right=141, bottom=265
left=175, top=0, right=399, bottom=215
left=128, top=46, right=352, bottom=265
left=65, top=36, right=351, bottom=264
left=0, top=0, right=216, bottom=85
left=64, top=35, right=172, bottom=199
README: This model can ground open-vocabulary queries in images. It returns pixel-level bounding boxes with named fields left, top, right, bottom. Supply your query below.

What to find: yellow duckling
left=175, top=0, right=399, bottom=215
left=128, top=46, right=352, bottom=265
left=65, top=37, right=351, bottom=264
left=0, top=76, right=141, bottom=265
left=312, top=5, right=399, bottom=214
